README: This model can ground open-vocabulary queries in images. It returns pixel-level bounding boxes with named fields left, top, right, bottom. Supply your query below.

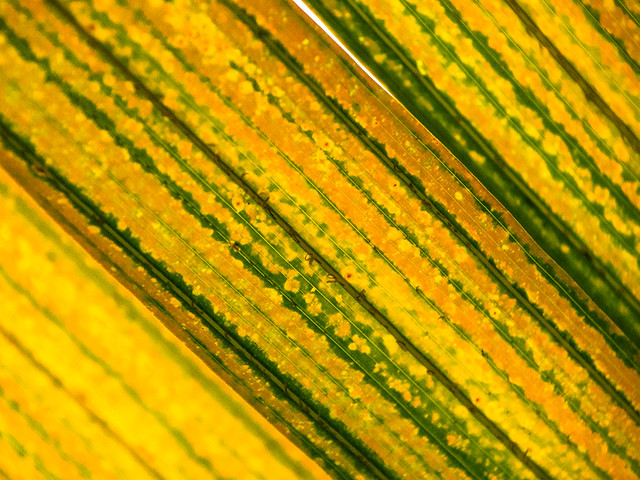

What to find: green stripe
left=614, top=0, right=640, bottom=30
left=210, top=0, right=640, bottom=385
left=0, top=430, right=61, bottom=480
left=504, top=0, right=640, bottom=146
left=42, top=5, right=558, bottom=477
left=11, top=11, right=530, bottom=476
left=4, top=1, right=639, bottom=478
left=12, top=0, right=636, bottom=474
left=0, top=262, right=229, bottom=479
left=2, top=39, right=470, bottom=478
left=472, top=0, right=640, bottom=187
left=202, top=0, right=640, bottom=421
left=303, top=0, right=640, bottom=348
left=0, top=115, right=381, bottom=480
left=361, top=0, right=640, bottom=375
left=0, top=385, right=92, bottom=479
left=578, top=1, right=640, bottom=76
left=405, top=0, right=640, bottom=245
left=0, top=120, right=354, bottom=480
left=3, top=4, right=548, bottom=478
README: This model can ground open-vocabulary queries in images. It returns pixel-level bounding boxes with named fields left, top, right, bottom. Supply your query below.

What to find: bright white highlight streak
left=290, top=0, right=394, bottom=98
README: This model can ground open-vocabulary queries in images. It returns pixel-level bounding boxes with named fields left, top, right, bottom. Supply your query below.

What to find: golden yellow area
left=0, top=169, right=329, bottom=479
left=0, top=0, right=639, bottom=479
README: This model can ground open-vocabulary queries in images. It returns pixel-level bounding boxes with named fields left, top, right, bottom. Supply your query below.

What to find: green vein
left=0, top=116, right=380, bottom=480
left=302, top=0, right=640, bottom=345
left=0, top=384, right=92, bottom=479
left=37, top=2, right=556, bottom=477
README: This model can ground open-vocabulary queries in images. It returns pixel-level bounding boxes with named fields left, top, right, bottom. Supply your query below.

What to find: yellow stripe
left=2, top=0, right=640, bottom=478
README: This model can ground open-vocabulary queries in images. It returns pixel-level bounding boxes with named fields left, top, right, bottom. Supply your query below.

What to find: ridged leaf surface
left=0, top=0, right=638, bottom=479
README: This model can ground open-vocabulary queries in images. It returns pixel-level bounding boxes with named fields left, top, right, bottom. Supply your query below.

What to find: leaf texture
left=0, top=162, right=329, bottom=480
left=0, top=0, right=638, bottom=479
left=301, top=0, right=640, bottom=343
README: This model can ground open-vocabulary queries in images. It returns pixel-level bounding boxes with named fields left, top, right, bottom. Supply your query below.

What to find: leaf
left=0, top=167, right=328, bottom=480
left=0, top=0, right=639, bottom=478
left=302, top=0, right=640, bottom=342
